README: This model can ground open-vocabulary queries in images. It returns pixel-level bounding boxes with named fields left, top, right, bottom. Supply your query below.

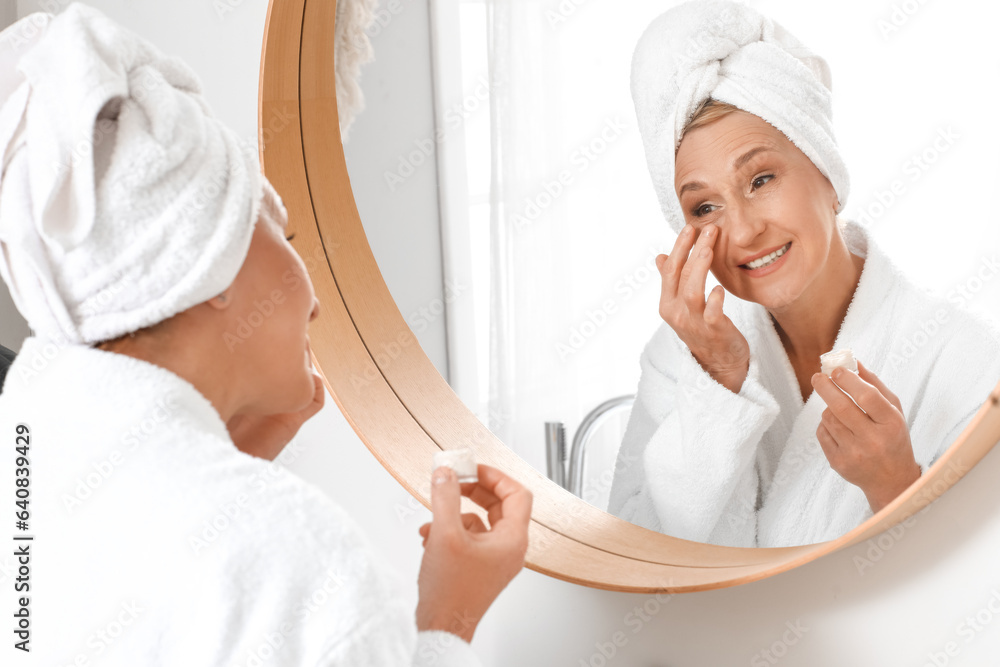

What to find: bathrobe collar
left=745, top=217, right=898, bottom=410
left=9, top=335, right=234, bottom=450
left=744, top=217, right=905, bottom=528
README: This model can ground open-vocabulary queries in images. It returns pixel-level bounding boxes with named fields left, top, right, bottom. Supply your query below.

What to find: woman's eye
left=693, top=204, right=715, bottom=217
left=752, top=174, right=774, bottom=190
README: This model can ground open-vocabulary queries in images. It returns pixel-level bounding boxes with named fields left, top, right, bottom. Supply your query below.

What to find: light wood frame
left=257, top=0, right=1000, bottom=593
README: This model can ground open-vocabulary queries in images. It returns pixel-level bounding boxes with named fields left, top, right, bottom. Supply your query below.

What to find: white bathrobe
left=608, top=218, right=1000, bottom=547
left=0, top=337, right=482, bottom=666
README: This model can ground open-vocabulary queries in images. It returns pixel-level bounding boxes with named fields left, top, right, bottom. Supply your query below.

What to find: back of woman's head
left=0, top=4, right=263, bottom=348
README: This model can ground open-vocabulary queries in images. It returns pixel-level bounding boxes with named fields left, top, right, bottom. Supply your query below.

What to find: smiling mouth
left=740, top=242, right=791, bottom=270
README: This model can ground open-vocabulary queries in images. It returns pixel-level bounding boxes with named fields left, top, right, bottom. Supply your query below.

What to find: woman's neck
left=94, top=317, right=240, bottom=424
left=769, top=239, right=865, bottom=368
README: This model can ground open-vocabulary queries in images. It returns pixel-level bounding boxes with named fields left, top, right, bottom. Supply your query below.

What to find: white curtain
left=481, top=0, right=669, bottom=489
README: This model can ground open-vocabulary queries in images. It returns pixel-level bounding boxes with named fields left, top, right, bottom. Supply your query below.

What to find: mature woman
left=608, top=0, right=1000, bottom=547
left=0, top=5, right=529, bottom=665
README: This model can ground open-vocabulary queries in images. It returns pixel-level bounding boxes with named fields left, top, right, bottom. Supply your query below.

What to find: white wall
left=338, top=0, right=451, bottom=380
left=10, top=2, right=1000, bottom=665
left=0, top=3, right=14, bottom=30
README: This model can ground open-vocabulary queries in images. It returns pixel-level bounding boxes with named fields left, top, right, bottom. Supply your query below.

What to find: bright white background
left=2, top=1, right=1000, bottom=665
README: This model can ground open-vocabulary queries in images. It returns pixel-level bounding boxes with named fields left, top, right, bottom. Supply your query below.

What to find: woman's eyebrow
left=678, top=145, right=778, bottom=197
left=678, top=180, right=705, bottom=197
left=732, top=145, right=775, bottom=171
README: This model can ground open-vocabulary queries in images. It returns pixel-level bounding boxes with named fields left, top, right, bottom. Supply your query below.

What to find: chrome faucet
left=545, top=395, right=635, bottom=498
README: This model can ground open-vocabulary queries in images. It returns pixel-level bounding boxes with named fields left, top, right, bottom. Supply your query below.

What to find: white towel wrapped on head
left=0, top=2, right=277, bottom=346
left=630, top=0, right=851, bottom=234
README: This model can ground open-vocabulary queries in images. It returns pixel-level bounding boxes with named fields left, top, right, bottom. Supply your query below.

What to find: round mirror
left=259, top=0, right=1000, bottom=591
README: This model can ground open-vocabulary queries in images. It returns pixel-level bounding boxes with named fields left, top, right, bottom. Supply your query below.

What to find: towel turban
left=631, top=0, right=850, bottom=235
left=0, top=3, right=279, bottom=346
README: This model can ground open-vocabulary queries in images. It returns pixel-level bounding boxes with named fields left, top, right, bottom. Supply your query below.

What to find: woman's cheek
left=282, top=267, right=302, bottom=290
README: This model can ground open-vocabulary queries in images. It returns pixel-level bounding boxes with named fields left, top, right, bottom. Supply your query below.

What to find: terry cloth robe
left=607, top=218, right=1000, bottom=547
left=0, top=337, right=482, bottom=666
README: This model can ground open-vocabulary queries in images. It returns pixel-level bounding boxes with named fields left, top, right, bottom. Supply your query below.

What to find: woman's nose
left=725, top=200, right=766, bottom=247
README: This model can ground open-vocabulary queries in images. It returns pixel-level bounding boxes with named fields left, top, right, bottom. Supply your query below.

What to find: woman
left=0, top=4, right=530, bottom=665
left=607, top=0, right=1000, bottom=547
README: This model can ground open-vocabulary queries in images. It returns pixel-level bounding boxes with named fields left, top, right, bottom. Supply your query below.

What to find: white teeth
left=744, top=242, right=790, bottom=270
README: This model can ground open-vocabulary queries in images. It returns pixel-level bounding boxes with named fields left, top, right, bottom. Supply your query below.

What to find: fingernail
left=433, top=467, right=452, bottom=485
left=833, top=368, right=844, bottom=379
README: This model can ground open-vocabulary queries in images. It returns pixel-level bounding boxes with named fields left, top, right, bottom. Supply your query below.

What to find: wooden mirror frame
left=257, top=0, right=1000, bottom=593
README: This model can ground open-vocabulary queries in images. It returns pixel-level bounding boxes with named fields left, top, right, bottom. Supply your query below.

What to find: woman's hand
left=811, top=360, right=921, bottom=513
left=416, top=464, right=532, bottom=644
left=225, top=372, right=325, bottom=460
left=656, top=222, right=750, bottom=394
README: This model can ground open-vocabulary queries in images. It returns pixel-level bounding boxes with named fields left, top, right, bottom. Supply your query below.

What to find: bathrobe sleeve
left=608, top=323, right=781, bottom=546
left=910, top=311, right=1000, bottom=477
left=176, top=459, right=487, bottom=667
left=414, top=631, right=483, bottom=666
left=315, top=613, right=482, bottom=666
left=231, top=471, right=485, bottom=667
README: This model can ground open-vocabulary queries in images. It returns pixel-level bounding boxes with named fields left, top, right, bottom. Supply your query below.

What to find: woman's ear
left=208, top=290, right=233, bottom=310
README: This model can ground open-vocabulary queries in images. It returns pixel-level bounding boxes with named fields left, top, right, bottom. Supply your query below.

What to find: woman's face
left=673, top=110, right=839, bottom=311
left=221, top=189, right=321, bottom=416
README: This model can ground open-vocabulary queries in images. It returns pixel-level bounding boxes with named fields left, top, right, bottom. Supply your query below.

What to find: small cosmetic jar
left=820, top=348, right=858, bottom=377
left=432, top=448, right=479, bottom=483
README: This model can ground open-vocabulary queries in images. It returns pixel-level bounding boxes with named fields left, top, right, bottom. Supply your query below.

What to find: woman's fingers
left=418, top=465, right=532, bottom=550
left=812, top=372, right=870, bottom=435
left=654, top=223, right=750, bottom=391
left=463, top=475, right=504, bottom=526
left=417, top=513, right=488, bottom=549
left=659, top=223, right=717, bottom=323
left=429, top=467, right=464, bottom=538
left=857, top=360, right=903, bottom=415
left=463, top=465, right=533, bottom=537
left=462, top=464, right=503, bottom=526
left=704, top=284, right=725, bottom=325
left=679, top=224, right=716, bottom=316
left=829, top=365, right=897, bottom=425
left=660, top=223, right=697, bottom=301
left=462, top=512, right=489, bottom=533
